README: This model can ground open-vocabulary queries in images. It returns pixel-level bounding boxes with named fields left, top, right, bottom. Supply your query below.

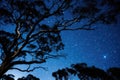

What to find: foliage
left=17, top=74, right=40, bottom=80
left=0, top=0, right=120, bottom=78
left=1, top=74, right=39, bottom=80
left=1, top=74, right=14, bottom=80
left=52, top=63, right=120, bottom=80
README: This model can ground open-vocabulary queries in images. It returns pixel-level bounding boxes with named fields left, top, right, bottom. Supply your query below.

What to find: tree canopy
left=1, top=64, right=120, bottom=80
left=52, top=63, right=120, bottom=80
left=0, top=0, right=120, bottom=78
left=17, top=74, right=40, bottom=80
left=1, top=74, right=40, bottom=80
left=1, top=74, right=14, bottom=80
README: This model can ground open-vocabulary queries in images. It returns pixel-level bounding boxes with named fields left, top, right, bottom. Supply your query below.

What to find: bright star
left=103, top=55, right=107, bottom=59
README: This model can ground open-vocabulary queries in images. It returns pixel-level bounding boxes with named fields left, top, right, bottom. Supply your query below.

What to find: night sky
left=0, top=0, right=120, bottom=80
left=4, top=20, right=120, bottom=80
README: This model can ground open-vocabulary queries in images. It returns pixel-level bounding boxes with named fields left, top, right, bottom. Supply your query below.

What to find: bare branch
left=44, top=53, right=66, bottom=60
left=30, top=26, right=94, bottom=40
left=12, top=60, right=46, bottom=66
left=60, top=27, right=95, bottom=31
left=21, top=50, right=37, bottom=54
left=10, top=66, right=47, bottom=72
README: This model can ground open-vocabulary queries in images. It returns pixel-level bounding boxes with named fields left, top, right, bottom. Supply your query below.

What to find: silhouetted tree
left=107, top=67, right=120, bottom=80
left=0, top=0, right=120, bottom=78
left=17, top=74, right=40, bottom=80
left=52, top=69, right=69, bottom=80
left=1, top=74, right=14, bottom=80
left=71, top=63, right=88, bottom=80
left=52, top=63, right=120, bottom=80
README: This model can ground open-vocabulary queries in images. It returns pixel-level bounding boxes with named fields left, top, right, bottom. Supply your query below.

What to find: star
left=103, top=55, right=107, bottom=59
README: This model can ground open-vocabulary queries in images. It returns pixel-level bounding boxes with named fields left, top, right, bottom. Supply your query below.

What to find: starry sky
left=0, top=0, right=120, bottom=80
left=5, top=20, right=120, bottom=80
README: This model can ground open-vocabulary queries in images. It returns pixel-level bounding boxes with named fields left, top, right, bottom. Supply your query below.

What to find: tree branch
left=8, top=24, right=21, bottom=52
left=11, top=60, right=46, bottom=66
left=44, top=53, right=66, bottom=60
left=21, top=50, right=37, bottom=54
left=30, top=26, right=94, bottom=40
left=10, top=66, right=47, bottom=72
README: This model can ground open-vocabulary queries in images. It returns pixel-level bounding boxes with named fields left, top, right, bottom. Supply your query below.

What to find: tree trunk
left=0, top=58, right=13, bottom=78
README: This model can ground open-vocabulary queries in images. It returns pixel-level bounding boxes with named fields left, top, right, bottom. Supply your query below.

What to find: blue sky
left=4, top=22, right=120, bottom=80
left=0, top=0, right=120, bottom=80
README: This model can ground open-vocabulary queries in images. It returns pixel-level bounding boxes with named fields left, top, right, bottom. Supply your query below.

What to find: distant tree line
left=52, top=63, right=120, bottom=80
left=1, top=74, right=40, bottom=80
left=1, top=63, right=120, bottom=80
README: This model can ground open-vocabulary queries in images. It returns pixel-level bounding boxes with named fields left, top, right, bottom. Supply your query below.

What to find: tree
left=0, top=0, right=120, bottom=78
left=52, top=63, right=120, bottom=80
left=17, top=74, right=40, bottom=80
left=1, top=74, right=15, bottom=80
left=0, top=74, right=40, bottom=80
left=107, top=67, right=120, bottom=80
